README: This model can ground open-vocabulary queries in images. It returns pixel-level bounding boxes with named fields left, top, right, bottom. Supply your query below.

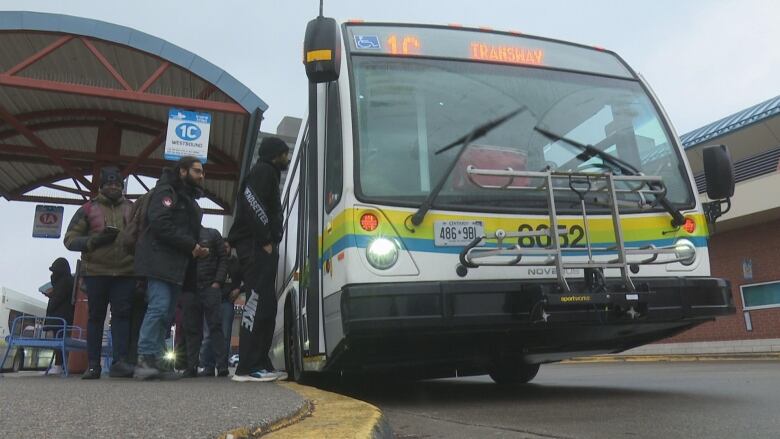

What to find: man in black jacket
left=133, top=156, right=207, bottom=380
left=228, top=136, right=289, bottom=382
left=180, top=226, right=229, bottom=377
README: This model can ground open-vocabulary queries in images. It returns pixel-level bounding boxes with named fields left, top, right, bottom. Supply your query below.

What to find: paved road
left=332, top=361, right=780, bottom=439
left=0, top=373, right=304, bottom=438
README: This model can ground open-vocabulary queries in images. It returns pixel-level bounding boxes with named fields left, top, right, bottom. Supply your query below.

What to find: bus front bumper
left=325, top=277, right=734, bottom=371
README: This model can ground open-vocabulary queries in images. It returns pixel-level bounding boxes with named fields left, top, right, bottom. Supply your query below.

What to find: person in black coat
left=199, top=250, right=243, bottom=376
left=180, top=226, right=229, bottom=377
left=133, top=156, right=207, bottom=380
left=227, top=136, right=289, bottom=382
left=45, top=257, right=75, bottom=371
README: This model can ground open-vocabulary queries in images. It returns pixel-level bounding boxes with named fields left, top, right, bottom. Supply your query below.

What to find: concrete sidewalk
left=565, top=338, right=780, bottom=363
left=613, top=338, right=780, bottom=356
left=0, top=372, right=305, bottom=438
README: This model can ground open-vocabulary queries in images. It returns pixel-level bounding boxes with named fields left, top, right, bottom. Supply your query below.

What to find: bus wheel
left=488, top=362, right=540, bottom=386
left=284, top=304, right=304, bottom=382
left=12, top=350, right=24, bottom=372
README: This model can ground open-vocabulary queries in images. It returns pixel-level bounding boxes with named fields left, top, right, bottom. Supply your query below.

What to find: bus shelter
left=0, top=11, right=268, bottom=214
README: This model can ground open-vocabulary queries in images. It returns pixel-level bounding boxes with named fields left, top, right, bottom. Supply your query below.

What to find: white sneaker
left=231, top=374, right=250, bottom=382
left=273, top=371, right=288, bottom=381
left=47, top=365, right=63, bottom=375
left=232, top=369, right=277, bottom=382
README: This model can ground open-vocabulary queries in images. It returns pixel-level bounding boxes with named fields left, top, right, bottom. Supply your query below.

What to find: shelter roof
left=680, top=95, right=780, bottom=149
left=0, top=11, right=267, bottom=213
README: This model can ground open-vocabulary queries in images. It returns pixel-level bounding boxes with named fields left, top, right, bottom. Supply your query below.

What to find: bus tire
left=12, top=350, right=24, bottom=372
left=488, top=362, right=540, bottom=386
left=284, top=301, right=305, bottom=383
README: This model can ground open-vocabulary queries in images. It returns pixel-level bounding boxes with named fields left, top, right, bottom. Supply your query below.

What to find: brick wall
left=665, top=218, right=780, bottom=342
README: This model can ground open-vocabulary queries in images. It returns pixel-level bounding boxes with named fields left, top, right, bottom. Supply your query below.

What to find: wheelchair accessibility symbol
left=354, top=35, right=380, bottom=50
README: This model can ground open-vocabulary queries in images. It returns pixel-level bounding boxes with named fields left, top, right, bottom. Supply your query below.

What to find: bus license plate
left=434, top=220, right=484, bottom=247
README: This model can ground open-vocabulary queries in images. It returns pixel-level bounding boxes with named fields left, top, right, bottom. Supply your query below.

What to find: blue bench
left=1, top=316, right=86, bottom=377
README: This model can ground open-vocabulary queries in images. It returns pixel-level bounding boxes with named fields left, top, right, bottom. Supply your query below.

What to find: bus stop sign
left=32, top=205, right=64, bottom=239
left=164, top=108, right=211, bottom=163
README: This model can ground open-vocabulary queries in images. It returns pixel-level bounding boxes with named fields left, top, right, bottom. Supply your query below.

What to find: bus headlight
left=673, top=239, right=696, bottom=266
left=366, top=238, right=398, bottom=270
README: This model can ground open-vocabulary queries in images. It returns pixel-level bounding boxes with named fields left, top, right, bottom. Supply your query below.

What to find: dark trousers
left=83, top=276, right=135, bottom=367
left=235, top=242, right=278, bottom=375
left=128, top=284, right=147, bottom=365
left=200, top=301, right=235, bottom=369
left=44, top=318, right=71, bottom=366
left=182, top=286, right=227, bottom=370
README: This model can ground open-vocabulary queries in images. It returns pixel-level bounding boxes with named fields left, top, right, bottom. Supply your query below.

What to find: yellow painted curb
left=218, top=381, right=390, bottom=439
left=562, top=353, right=780, bottom=363
left=265, top=382, right=389, bottom=439
left=219, top=399, right=313, bottom=439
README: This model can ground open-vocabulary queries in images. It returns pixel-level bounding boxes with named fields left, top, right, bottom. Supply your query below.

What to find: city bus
left=0, top=287, right=53, bottom=372
left=268, top=17, right=736, bottom=384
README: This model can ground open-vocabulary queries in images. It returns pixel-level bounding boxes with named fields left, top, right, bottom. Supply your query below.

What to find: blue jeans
left=199, top=301, right=235, bottom=369
left=137, top=279, right=181, bottom=357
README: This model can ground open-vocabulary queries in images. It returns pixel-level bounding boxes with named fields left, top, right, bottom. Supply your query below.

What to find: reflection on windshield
left=352, top=57, right=693, bottom=212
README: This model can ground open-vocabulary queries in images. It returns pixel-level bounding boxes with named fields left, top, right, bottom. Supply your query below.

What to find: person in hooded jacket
left=44, top=257, right=75, bottom=375
left=64, top=166, right=135, bottom=379
left=199, top=248, right=243, bottom=377
left=133, top=156, right=207, bottom=380
left=180, top=226, right=229, bottom=377
left=227, top=136, right=290, bottom=382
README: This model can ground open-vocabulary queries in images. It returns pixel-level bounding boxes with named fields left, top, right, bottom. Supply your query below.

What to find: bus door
left=297, top=81, right=328, bottom=358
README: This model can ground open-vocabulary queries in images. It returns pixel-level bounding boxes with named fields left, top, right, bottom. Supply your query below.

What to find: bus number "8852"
left=517, top=224, right=585, bottom=248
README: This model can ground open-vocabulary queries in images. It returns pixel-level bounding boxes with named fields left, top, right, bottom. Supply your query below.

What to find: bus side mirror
left=703, top=144, right=735, bottom=200
left=702, top=144, right=735, bottom=224
left=303, top=16, right=341, bottom=83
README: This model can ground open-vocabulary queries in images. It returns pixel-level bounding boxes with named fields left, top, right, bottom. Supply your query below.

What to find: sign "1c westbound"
left=164, top=108, right=211, bottom=163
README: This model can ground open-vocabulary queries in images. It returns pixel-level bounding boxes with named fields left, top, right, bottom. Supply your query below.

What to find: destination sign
left=346, top=24, right=632, bottom=78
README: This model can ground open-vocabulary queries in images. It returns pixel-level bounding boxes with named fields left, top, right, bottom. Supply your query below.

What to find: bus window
left=325, top=82, right=343, bottom=212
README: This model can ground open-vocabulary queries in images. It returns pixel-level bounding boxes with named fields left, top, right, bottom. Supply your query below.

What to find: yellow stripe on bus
left=321, top=206, right=708, bottom=254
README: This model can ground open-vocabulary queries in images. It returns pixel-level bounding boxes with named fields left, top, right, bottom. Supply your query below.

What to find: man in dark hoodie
left=228, top=136, right=289, bottom=382
left=133, top=156, right=206, bottom=380
left=44, top=257, right=75, bottom=375
left=64, top=166, right=135, bottom=379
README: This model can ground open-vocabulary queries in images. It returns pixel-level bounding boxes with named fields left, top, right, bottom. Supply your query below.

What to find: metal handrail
left=460, top=167, right=687, bottom=293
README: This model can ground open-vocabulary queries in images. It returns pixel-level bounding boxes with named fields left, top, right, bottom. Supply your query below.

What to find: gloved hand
left=88, top=227, right=119, bottom=250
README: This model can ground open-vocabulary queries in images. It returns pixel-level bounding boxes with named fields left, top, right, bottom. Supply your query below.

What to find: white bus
left=0, top=287, right=53, bottom=372
left=269, top=18, right=736, bottom=384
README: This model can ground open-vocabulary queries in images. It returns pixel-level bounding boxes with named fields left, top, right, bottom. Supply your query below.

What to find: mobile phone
left=105, top=225, right=119, bottom=233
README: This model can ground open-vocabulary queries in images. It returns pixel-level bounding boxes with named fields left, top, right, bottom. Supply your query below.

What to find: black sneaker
left=217, top=368, right=229, bottom=377
left=109, top=360, right=135, bottom=378
left=157, top=359, right=181, bottom=381
left=133, top=355, right=161, bottom=380
left=81, top=366, right=101, bottom=380
left=181, top=368, right=198, bottom=378
left=198, top=367, right=215, bottom=377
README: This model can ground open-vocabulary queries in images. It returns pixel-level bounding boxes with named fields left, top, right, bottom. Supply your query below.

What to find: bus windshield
left=351, top=56, right=694, bottom=214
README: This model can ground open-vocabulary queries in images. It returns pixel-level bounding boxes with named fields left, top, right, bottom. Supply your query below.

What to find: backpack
left=119, top=190, right=153, bottom=254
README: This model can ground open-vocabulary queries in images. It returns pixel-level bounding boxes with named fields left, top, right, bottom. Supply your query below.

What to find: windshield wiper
left=533, top=126, right=686, bottom=227
left=409, top=106, right=527, bottom=226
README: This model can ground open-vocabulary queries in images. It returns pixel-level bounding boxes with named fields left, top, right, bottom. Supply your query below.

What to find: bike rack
left=459, top=167, right=694, bottom=293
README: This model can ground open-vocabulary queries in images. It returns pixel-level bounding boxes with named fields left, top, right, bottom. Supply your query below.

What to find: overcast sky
left=1, top=0, right=778, bottom=298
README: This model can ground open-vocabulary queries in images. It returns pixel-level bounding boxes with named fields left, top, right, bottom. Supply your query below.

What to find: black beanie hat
left=100, top=166, right=123, bottom=188
left=257, top=137, right=289, bottom=161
